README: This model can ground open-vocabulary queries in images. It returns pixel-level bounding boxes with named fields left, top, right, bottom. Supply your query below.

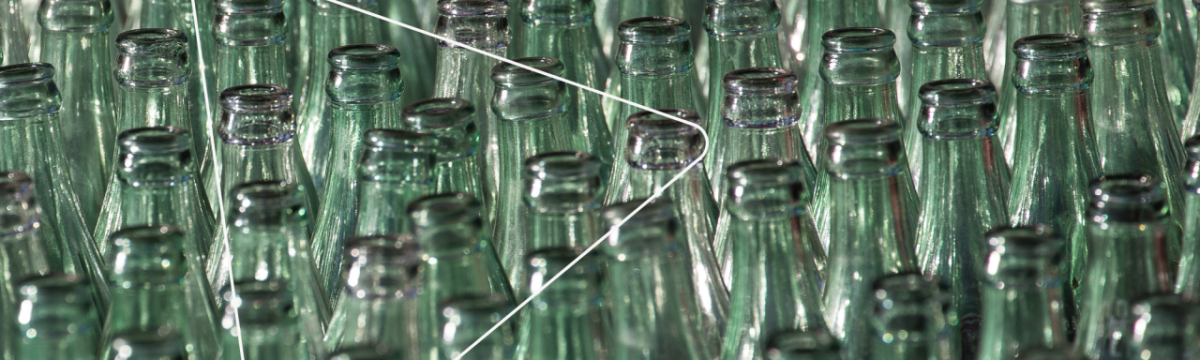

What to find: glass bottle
left=706, top=67, right=816, bottom=209
left=808, top=27, right=904, bottom=159
left=914, top=79, right=1010, bottom=357
left=351, top=129, right=437, bottom=238
left=819, top=118, right=919, bottom=360
left=1077, top=175, right=1177, bottom=360
left=0, top=63, right=110, bottom=312
left=490, top=57, right=590, bottom=288
left=604, top=0, right=705, bottom=94
left=509, top=151, right=604, bottom=299
left=104, top=330, right=189, bottom=360
left=1007, top=34, right=1099, bottom=316
left=762, top=329, right=842, bottom=360
left=1177, top=135, right=1200, bottom=296
left=795, top=0, right=881, bottom=152
left=510, top=0, right=614, bottom=171
left=114, top=28, right=208, bottom=160
left=606, top=16, right=703, bottom=149
left=324, top=235, right=423, bottom=360
left=94, top=128, right=216, bottom=263
left=977, top=225, right=1070, bottom=360
left=994, top=0, right=1081, bottom=163
left=98, top=226, right=220, bottom=360
left=399, top=97, right=483, bottom=199
left=602, top=109, right=730, bottom=323
left=701, top=0, right=786, bottom=155
left=439, top=294, right=519, bottom=360
left=212, top=0, right=287, bottom=94
left=602, top=199, right=723, bottom=360
left=37, top=0, right=118, bottom=229
left=903, top=0, right=989, bottom=184
left=294, top=0, right=380, bottom=190
left=718, top=159, right=827, bottom=360
left=220, top=279, right=326, bottom=360
left=1081, top=0, right=1187, bottom=233
left=204, top=85, right=319, bottom=229
left=11, top=274, right=102, bottom=360
left=514, top=247, right=609, bottom=360
left=1124, top=294, right=1196, bottom=360
left=206, top=181, right=330, bottom=340
left=431, top=0, right=509, bottom=224
left=869, top=273, right=955, bottom=360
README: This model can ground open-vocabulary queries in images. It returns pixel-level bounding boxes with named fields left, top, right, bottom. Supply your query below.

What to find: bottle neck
left=909, top=12, right=984, bottom=48
left=704, top=0, right=780, bottom=39
left=520, top=0, right=595, bottom=27
left=38, top=0, right=114, bottom=33
left=1081, top=5, right=1159, bottom=47
left=0, top=231, right=50, bottom=284
left=1085, top=219, right=1173, bottom=292
left=435, top=7, right=509, bottom=50
left=213, top=9, right=286, bottom=47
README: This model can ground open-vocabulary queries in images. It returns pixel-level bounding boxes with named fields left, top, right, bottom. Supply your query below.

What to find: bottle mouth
left=524, top=151, right=601, bottom=181
left=229, top=181, right=305, bottom=214
left=704, top=0, right=779, bottom=37
left=116, top=28, right=188, bottom=56
left=491, top=57, right=564, bottom=87
left=726, top=159, right=804, bottom=189
left=364, top=129, right=437, bottom=153
left=342, top=235, right=423, bottom=274
left=525, top=246, right=594, bottom=280
left=1014, top=34, right=1087, bottom=60
left=871, top=273, right=949, bottom=338
left=822, top=27, right=896, bottom=52
left=328, top=348, right=402, bottom=360
left=118, top=127, right=191, bottom=154
left=17, top=273, right=92, bottom=305
left=107, top=330, right=186, bottom=359
left=624, top=110, right=706, bottom=170
left=222, top=279, right=293, bottom=324
left=910, top=0, right=981, bottom=13
left=1088, top=174, right=1168, bottom=223
left=919, top=78, right=994, bottom=106
left=618, top=16, right=691, bottom=44
left=722, top=67, right=797, bottom=95
left=917, top=79, right=998, bottom=140
left=823, top=118, right=903, bottom=145
left=601, top=198, right=675, bottom=227
left=0, top=171, right=38, bottom=237
left=765, top=329, right=840, bottom=359
left=438, top=0, right=508, bottom=16
left=439, top=294, right=513, bottom=333
left=407, top=193, right=483, bottom=229
left=328, top=44, right=401, bottom=71
left=219, top=85, right=292, bottom=112
left=215, top=0, right=285, bottom=13
left=985, top=225, right=1061, bottom=257
left=402, top=97, right=475, bottom=130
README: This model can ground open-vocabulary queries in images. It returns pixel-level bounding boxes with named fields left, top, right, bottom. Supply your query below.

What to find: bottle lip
left=1013, top=34, right=1087, bottom=60
left=525, top=246, right=594, bottom=274
left=524, top=151, right=601, bottom=181
left=328, top=347, right=403, bottom=360
left=116, top=28, right=187, bottom=56
left=822, top=27, right=896, bottom=52
left=491, top=57, right=564, bottom=87
left=985, top=225, right=1061, bottom=256
left=364, top=129, right=437, bottom=153
left=342, top=234, right=423, bottom=267
left=439, top=293, right=514, bottom=320
left=910, top=0, right=982, bottom=13
left=722, top=67, right=797, bottom=95
left=1081, top=0, right=1153, bottom=12
left=402, top=97, right=475, bottom=130
left=765, top=329, right=840, bottom=359
left=17, top=273, right=91, bottom=302
left=1088, top=174, right=1168, bottom=223
left=219, top=85, right=292, bottom=112
left=919, top=78, right=994, bottom=106
left=438, top=0, right=508, bottom=16
left=625, top=109, right=706, bottom=169
left=117, top=127, right=191, bottom=155
left=725, top=158, right=804, bottom=187
left=328, top=44, right=401, bottom=71
left=618, top=16, right=691, bottom=44
left=407, top=193, right=483, bottom=228
left=107, top=225, right=188, bottom=281
left=214, top=0, right=285, bottom=14
left=872, top=272, right=942, bottom=302
left=0, top=63, right=55, bottom=89
left=115, top=29, right=190, bottom=88
left=38, top=0, right=114, bottom=33
left=823, top=118, right=903, bottom=145
left=229, top=181, right=305, bottom=212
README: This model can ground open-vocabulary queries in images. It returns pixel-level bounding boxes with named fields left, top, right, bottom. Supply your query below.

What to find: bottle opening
left=38, top=0, right=114, bottom=33
left=917, top=79, right=998, bottom=140
left=403, top=97, right=475, bottom=130
left=491, top=57, right=564, bottom=86
left=1013, top=34, right=1087, bottom=60
left=524, top=151, right=600, bottom=181
left=116, top=29, right=188, bottom=56
left=524, top=152, right=603, bottom=213
left=765, top=329, right=840, bottom=360
left=438, top=0, right=508, bottom=16
left=407, top=193, right=482, bottom=229
left=107, top=226, right=189, bottom=283
left=624, top=109, right=704, bottom=170
left=822, top=27, right=896, bottom=52
left=910, top=0, right=981, bottom=13
left=219, top=85, right=292, bottom=112
left=0, top=63, right=55, bottom=87
left=618, top=16, right=690, bottom=44
left=118, top=127, right=191, bottom=155
left=215, top=0, right=285, bottom=14
left=601, top=198, right=675, bottom=227
left=328, top=44, right=401, bottom=71
left=222, top=279, right=292, bottom=324
left=726, top=159, right=808, bottom=218
left=1081, top=0, right=1153, bottom=12
left=722, top=67, right=797, bottom=95
left=1088, top=174, right=1168, bottom=223
left=364, top=129, right=437, bottom=153
left=823, top=118, right=903, bottom=145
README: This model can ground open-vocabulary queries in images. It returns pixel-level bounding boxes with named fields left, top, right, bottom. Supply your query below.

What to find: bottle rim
left=407, top=193, right=483, bottom=229
left=491, top=57, right=564, bottom=86
left=0, top=63, right=55, bottom=88
left=919, top=78, right=995, bottom=106
left=363, top=129, right=437, bottom=153
left=402, top=97, right=476, bottom=131
left=1087, top=174, right=1169, bottom=223
left=116, top=28, right=188, bottom=56
left=342, top=234, right=423, bottom=268
left=822, top=27, right=896, bottom=52
left=107, top=329, right=186, bottom=359
left=229, top=180, right=305, bottom=213
left=219, top=85, right=292, bottom=112
left=618, top=16, right=690, bottom=44
left=524, top=151, right=601, bottom=181
left=1013, top=34, right=1087, bottom=60
left=823, top=118, right=903, bottom=145
left=438, top=0, right=508, bottom=16
left=910, top=0, right=982, bottom=13
left=722, top=67, right=797, bottom=95
left=725, top=158, right=804, bottom=188
left=601, top=198, right=675, bottom=227
left=214, top=0, right=285, bottom=14
left=328, top=44, right=402, bottom=71
left=117, top=127, right=191, bottom=155
left=1080, top=0, right=1153, bottom=12
left=764, top=329, right=840, bottom=359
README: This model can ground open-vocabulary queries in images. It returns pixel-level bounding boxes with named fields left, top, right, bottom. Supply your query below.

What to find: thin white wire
left=186, top=0, right=243, bottom=358
left=323, top=1, right=710, bottom=358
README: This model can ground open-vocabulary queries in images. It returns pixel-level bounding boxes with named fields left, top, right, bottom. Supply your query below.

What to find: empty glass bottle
left=294, top=0, right=381, bottom=186
left=1007, top=34, right=1099, bottom=316
left=351, top=129, right=436, bottom=238
left=977, top=226, right=1070, bottom=360
left=514, top=247, right=609, bottom=360
left=1124, top=294, right=1196, bottom=360
left=706, top=67, right=815, bottom=208
left=212, top=0, right=287, bottom=93
left=819, top=119, right=919, bottom=360
left=204, top=85, right=319, bottom=230
left=510, top=0, right=614, bottom=171
left=439, top=295, right=518, bottom=360
left=1077, top=175, right=1177, bottom=360
left=1178, top=136, right=1200, bottom=296
left=220, top=279, right=326, bottom=360
left=795, top=0, right=882, bottom=152
left=94, top=128, right=215, bottom=264
left=701, top=0, right=786, bottom=153
left=99, top=226, right=220, bottom=360
left=431, top=0, right=509, bottom=224
left=490, top=57, right=591, bottom=288
left=1082, top=0, right=1187, bottom=232
left=11, top=274, right=102, bottom=360
left=995, top=0, right=1081, bottom=163
left=510, top=152, right=604, bottom=299
left=914, top=79, right=1009, bottom=357
left=718, top=159, right=827, bottom=360
left=324, top=235, right=423, bottom=359
left=763, top=329, right=842, bottom=360
left=904, top=1, right=989, bottom=184
left=104, top=330, right=189, bottom=360
left=869, top=273, right=954, bottom=360
left=808, top=27, right=905, bottom=159
left=602, top=199, right=723, bottom=360
left=605, top=16, right=703, bottom=146
left=206, top=181, right=330, bottom=340
left=114, top=29, right=209, bottom=161
left=603, top=109, right=730, bottom=320
left=399, top=97, right=483, bottom=199
left=0, top=68, right=110, bottom=311
left=38, top=0, right=118, bottom=229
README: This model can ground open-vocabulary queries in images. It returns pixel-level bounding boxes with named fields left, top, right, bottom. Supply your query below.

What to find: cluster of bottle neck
left=212, top=0, right=287, bottom=47
left=114, top=30, right=189, bottom=88
left=703, top=0, right=780, bottom=38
